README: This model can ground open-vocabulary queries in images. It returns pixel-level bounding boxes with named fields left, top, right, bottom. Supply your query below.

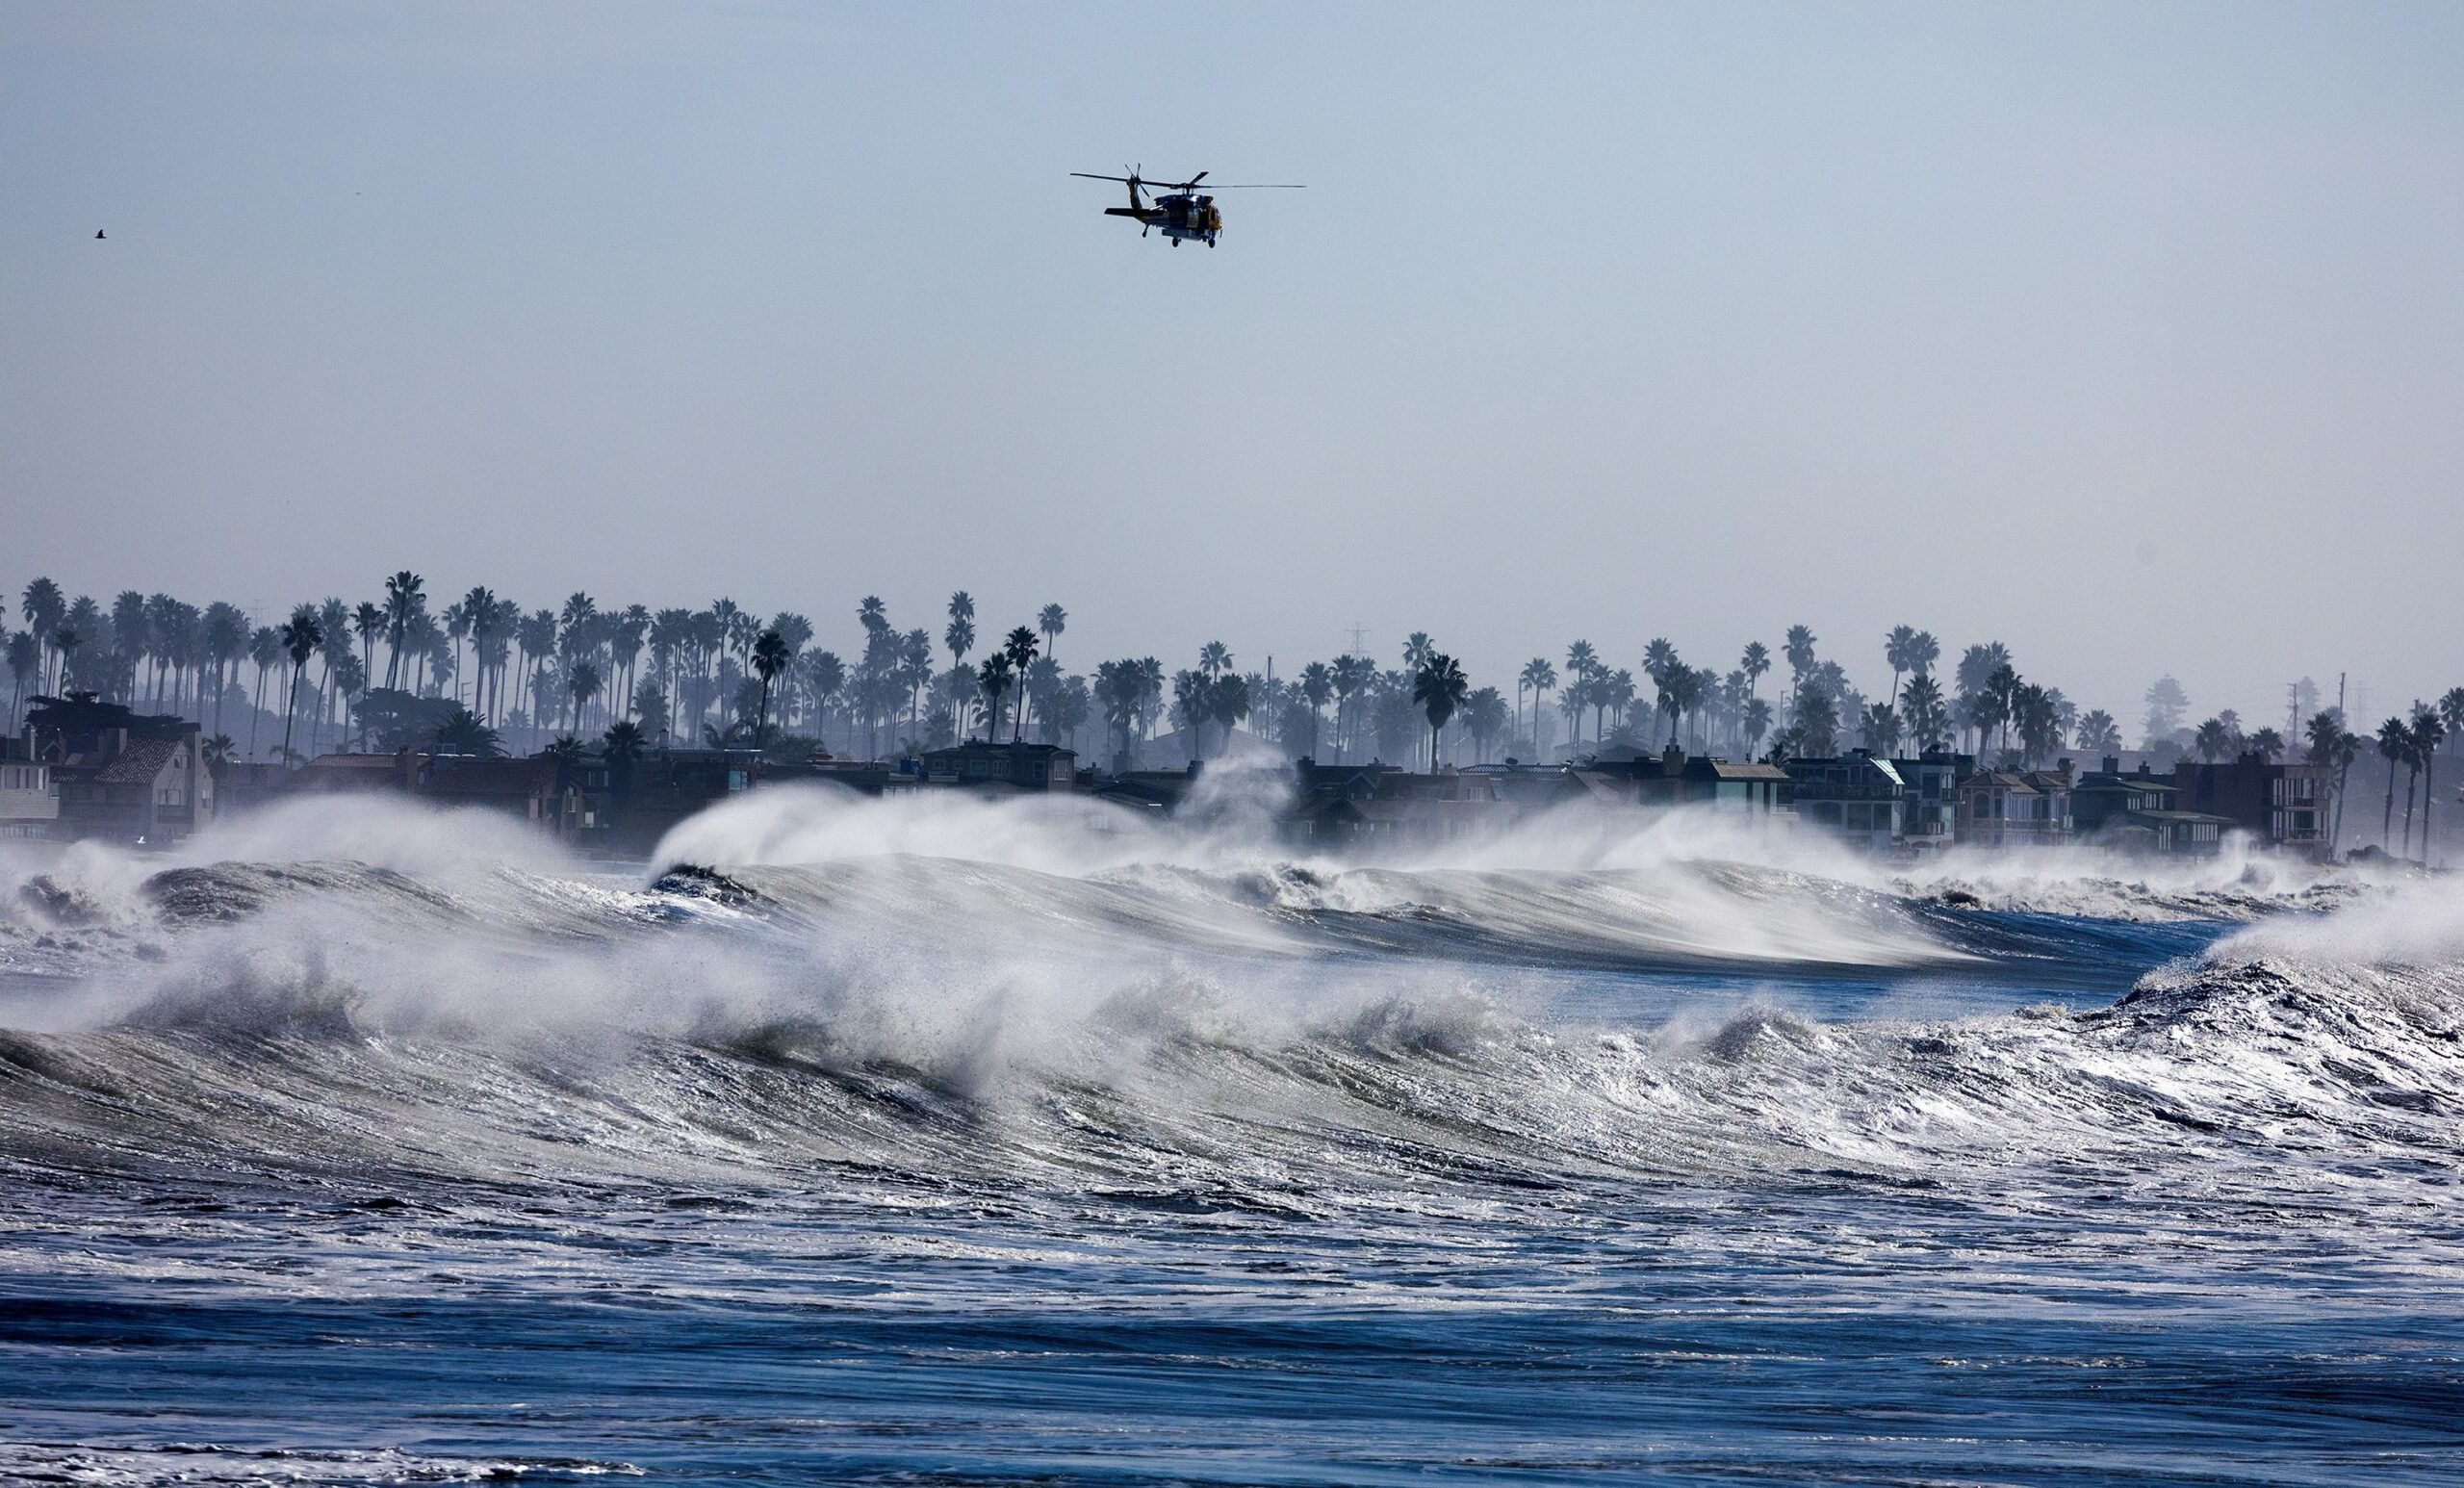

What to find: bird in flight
left=94, top=230, right=105, bottom=240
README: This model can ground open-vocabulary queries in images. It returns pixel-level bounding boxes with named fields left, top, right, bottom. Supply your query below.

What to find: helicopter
left=1070, top=167, right=1302, bottom=247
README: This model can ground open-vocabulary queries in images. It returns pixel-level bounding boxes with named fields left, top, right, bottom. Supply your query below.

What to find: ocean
left=1, top=782, right=2458, bottom=1485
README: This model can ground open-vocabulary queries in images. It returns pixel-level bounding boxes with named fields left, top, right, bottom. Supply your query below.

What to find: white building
left=0, top=757, right=59, bottom=838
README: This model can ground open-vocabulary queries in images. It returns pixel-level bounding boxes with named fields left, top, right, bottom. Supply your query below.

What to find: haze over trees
left=8, top=574, right=2451, bottom=853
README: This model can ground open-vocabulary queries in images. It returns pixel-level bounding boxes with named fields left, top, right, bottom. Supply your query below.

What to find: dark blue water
left=2, top=851, right=2459, bottom=1485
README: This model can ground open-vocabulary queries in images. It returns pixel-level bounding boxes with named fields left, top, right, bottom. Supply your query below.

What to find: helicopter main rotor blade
left=1071, top=170, right=1298, bottom=188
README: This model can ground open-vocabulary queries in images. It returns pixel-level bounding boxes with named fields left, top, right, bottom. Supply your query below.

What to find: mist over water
left=1, top=791, right=2458, bottom=1484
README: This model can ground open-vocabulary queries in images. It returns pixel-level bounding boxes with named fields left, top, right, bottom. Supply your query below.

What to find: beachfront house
left=21, top=696, right=214, bottom=845
left=1781, top=751, right=1906, bottom=849
left=0, top=743, right=58, bottom=839
left=2070, top=757, right=2229, bottom=856
left=2172, top=753, right=2334, bottom=858
left=921, top=740, right=1077, bottom=792
left=1955, top=762, right=2075, bottom=848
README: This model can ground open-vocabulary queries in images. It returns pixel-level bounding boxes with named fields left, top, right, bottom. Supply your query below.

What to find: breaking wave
left=0, top=792, right=2450, bottom=1220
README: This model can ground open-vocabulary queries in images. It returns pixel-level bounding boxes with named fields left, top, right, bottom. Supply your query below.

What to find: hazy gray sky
left=5, top=2, right=2459, bottom=729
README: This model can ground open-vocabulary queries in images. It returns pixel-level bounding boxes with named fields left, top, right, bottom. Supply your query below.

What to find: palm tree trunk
left=2331, top=756, right=2349, bottom=855
left=2403, top=767, right=2420, bottom=859
left=2422, top=755, right=2437, bottom=866
left=281, top=665, right=303, bottom=763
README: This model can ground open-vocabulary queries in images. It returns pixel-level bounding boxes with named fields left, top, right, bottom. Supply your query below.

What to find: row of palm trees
left=2297, top=696, right=2462, bottom=864
left=12, top=576, right=2458, bottom=852
left=0, top=581, right=2222, bottom=775
left=1499, top=625, right=2101, bottom=771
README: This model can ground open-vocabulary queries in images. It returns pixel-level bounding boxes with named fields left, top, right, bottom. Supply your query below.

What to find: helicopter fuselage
left=1104, top=190, right=1221, bottom=246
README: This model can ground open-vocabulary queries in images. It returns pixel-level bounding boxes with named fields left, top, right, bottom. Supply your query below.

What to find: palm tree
left=347, top=601, right=381, bottom=683
left=2073, top=708, right=2122, bottom=758
left=2012, top=683, right=2061, bottom=767
left=1979, top=663, right=2021, bottom=761
left=1643, top=637, right=1677, bottom=686
left=1412, top=653, right=1469, bottom=769
left=1884, top=625, right=1918, bottom=709
left=1654, top=662, right=1685, bottom=745
left=1171, top=670, right=1211, bottom=759
left=1905, top=629, right=1939, bottom=684
left=567, top=661, right=602, bottom=734
left=241, top=626, right=277, bottom=756
left=2411, top=705, right=2446, bottom=864
left=1563, top=640, right=1598, bottom=743
left=706, top=596, right=743, bottom=662
left=1402, top=631, right=1435, bottom=671
left=1955, top=643, right=2012, bottom=750
left=752, top=628, right=791, bottom=747
left=895, top=629, right=931, bottom=737
left=2246, top=727, right=2284, bottom=763
left=1094, top=659, right=1143, bottom=768
left=1861, top=703, right=1902, bottom=756
left=1739, top=641, right=1770, bottom=702
left=1209, top=672, right=1252, bottom=753
left=1298, top=661, right=1333, bottom=757
left=432, top=706, right=502, bottom=757
left=600, top=717, right=645, bottom=809
left=200, top=602, right=248, bottom=734
left=977, top=654, right=1014, bottom=741
left=312, top=598, right=349, bottom=745
left=379, top=571, right=423, bottom=690
left=2194, top=716, right=2233, bottom=763
left=2307, top=711, right=2357, bottom=855
left=192, top=736, right=237, bottom=787
left=1783, top=624, right=1817, bottom=711
left=440, top=599, right=470, bottom=701
left=108, top=590, right=147, bottom=700
left=800, top=651, right=845, bottom=746
left=542, top=734, right=588, bottom=803
left=1000, top=627, right=1040, bottom=740
left=9, top=632, right=40, bottom=728
left=1198, top=640, right=1232, bottom=679
left=2303, top=708, right=2344, bottom=767
left=2376, top=716, right=2409, bottom=850
left=1792, top=687, right=1839, bottom=758
left=20, top=578, right=65, bottom=694
left=1044, top=675, right=1091, bottom=753
left=49, top=625, right=84, bottom=697
left=1517, top=657, right=1555, bottom=753
left=1896, top=675, right=1943, bottom=754
left=1331, top=654, right=1373, bottom=762
left=278, top=605, right=322, bottom=765
left=1037, top=603, right=1067, bottom=664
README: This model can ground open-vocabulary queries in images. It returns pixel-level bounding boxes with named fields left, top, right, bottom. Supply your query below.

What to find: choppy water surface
left=0, top=789, right=2458, bottom=1485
